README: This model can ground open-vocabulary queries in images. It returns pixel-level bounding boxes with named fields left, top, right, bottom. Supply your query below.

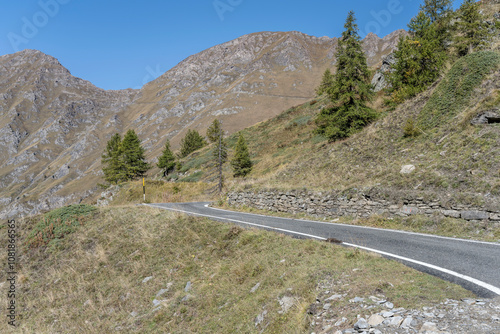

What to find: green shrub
left=403, top=118, right=421, bottom=138
left=180, top=171, right=204, bottom=182
left=27, top=204, right=96, bottom=249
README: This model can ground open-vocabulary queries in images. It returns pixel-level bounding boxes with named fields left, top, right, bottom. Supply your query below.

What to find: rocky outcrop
left=471, top=110, right=500, bottom=125
left=371, top=53, right=396, bottom=92
left=0, top=30, right=405, bottom=219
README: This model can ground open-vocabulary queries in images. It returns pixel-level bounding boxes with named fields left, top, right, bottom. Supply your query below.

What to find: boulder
left=461, top=211, right=489, bottom=221
left=471, top=110, right=500, bottom=125
left=400, top=165, right=416, bottom=174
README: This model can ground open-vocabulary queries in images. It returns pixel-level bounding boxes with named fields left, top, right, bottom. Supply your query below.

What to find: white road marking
left=343, top=242, right=500, bottom=296
left=145, top=203, right=325, bottom=240
left=146, top=203, right=500, bottom=296
left=206, top=204, right=500, bottom=247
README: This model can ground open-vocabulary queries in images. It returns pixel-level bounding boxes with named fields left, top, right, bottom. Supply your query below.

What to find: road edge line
left=146, top=203, right=500, bottom=296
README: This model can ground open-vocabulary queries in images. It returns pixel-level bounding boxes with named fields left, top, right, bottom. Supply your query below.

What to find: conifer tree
left=420, top=0, right=454, bottom=49
left=212, top=128, right=228, bottom=194
left=101, top=133, right=126, bottom=184
left=420, top=0, right=453, bottom=23
left=206, top=119, right=223, bottom=143
left=231, top=133, right=252, bottom=177
left=315, top=68, right=334, bottom=96
left=389, top=11, right=447, bottom=101
left=179, top=129, right=207, bottom=158
left=315, top=11, right=377, bottom=140
left=157, top=140, right=176, bottom=177
left=454, top=0, right=490, bottom=57
left=121, top=129, right=151, bottom=180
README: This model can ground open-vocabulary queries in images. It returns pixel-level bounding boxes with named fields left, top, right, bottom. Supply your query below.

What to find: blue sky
left=0, top=0, right=459, bottom=90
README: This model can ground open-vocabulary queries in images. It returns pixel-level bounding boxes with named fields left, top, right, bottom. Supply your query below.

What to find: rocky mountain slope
left=0, top=30, right=405, bottom=218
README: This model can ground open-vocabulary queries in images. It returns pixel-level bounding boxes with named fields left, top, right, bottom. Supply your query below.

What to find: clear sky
left=0, top=0, right=461, bottom=90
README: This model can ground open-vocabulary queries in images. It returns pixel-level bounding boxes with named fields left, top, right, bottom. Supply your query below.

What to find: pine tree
left=179, top=129, right=207, bottom=158
left=420, top=0, right=454, bottom=50
left=454, top=0, right=491, bottom=57
left=101, top=133, right=126, bottom=184
left=315, top=68, right=334, bottom=96
left=231, top=133, right=252, bottom=177
left=315, top=11, right=377, bottom=140
left=420, top=0, right=453, bottom=23
left=389, top=11, right=447, bottom=102
left=121, top=129, right=151, bottom=180
left=206, top=119, right=223, bottom=143
left=157, top=140, right=176, bottom=177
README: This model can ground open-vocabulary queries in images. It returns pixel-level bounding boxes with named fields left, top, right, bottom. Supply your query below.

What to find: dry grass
left=108, top=180, right=213, bottom=205
left=0, top=206, right=473, bottom=333
left=178, top=52, right=500, bottom=211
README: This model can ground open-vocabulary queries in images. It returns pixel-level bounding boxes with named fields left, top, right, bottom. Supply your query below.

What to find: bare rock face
left=371, top=53, right=396, bottom=92
left=0, top=30, right=405, bottom=218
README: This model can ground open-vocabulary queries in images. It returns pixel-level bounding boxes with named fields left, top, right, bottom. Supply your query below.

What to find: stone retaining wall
left=227, top=190, right=500, bottom=222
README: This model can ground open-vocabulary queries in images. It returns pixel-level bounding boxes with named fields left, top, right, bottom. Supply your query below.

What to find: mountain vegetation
left=454, top=0, right=491, bottom=56
left=1, top=0, right=500, bottom=333
left=157, top=140, right=176, bottom=177
left=231, top=134, right=252, bottom=178
left=315, top=11, right=377, bottom=140
left=2, top=204, right=471, bottom=333
left=179, top=129, right=207, bottom=158
left=101, top=130, right=150, bottom=184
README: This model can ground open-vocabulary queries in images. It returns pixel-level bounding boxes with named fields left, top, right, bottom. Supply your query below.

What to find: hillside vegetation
left=174, top=50, right=500, bottom=211
left=0, top=205, right=472, bottom=333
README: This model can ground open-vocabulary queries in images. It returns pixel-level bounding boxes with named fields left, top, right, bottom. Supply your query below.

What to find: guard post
left=143, top=178, right=146, bottom=202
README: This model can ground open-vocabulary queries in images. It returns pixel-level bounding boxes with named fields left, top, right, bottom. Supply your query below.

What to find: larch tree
left=157, top=140, right=176, bottom=177
left=121, top=129, right=151, bottom=180
left=206, top=119, right=223, bottom=143
left=179, top=129, right=207, bottom=158
left=454, top=0, right=491, bottom=56
left=212, top=127, right=228, bottom=194
left=388, top=11, right=447, bottom=102
left=315, top=68, right=334, bottom=96
left=231, top=133, right=252, bottom=177
left=101, top=133, right=126, bottom=184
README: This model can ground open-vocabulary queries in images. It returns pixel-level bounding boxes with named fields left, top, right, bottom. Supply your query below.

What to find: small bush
left=403, top=118, right=421, bottom=138
left=26, top=204, right=96, bottom=249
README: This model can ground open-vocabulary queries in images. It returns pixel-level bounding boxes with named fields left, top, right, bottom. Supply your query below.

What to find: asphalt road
left=146, top=202, right=500, bottom=298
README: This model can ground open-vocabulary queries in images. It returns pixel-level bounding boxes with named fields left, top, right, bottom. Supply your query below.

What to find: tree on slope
left=454, top=0, right=491, bottom=57
left=315, top=68, right=334, bottom=96
left=121, top=129, right=151, bottom=180
left=101, top=133, right=126, bottom=184
left=212, top=127, right=228, bottom=194
left=231, top=133, right=252, bottom=177
left=420, top=0, right=454, bottom=49
left=388, top=11, right=447, bottom=102
left=179, top=129, right=207, bottom=158
left=315, top=11, right=377, bottom=140
left=157, top=140, right=176, bottom=177
left=420, top=0, right=453, bottom=23
left=206, top=119, right=223, bottom=143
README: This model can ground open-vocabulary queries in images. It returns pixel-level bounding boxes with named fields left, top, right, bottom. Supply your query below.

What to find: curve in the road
left=145, top=202, right=500, bottom=297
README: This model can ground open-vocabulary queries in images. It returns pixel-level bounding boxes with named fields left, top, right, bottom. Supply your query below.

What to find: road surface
left=146, top=202, right=500, bottom=298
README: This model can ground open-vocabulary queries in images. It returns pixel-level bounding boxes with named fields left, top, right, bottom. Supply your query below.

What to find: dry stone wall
left=227, top=190, right=500, bottom=222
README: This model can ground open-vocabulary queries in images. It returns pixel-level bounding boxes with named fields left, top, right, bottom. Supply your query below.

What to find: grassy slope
left=177, top=51, right=500, bottom=211
left=0, top=206, right=472, bottom=333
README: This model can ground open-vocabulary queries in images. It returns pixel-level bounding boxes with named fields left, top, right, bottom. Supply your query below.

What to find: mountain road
left=145, top=202, right=500, bottom=298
